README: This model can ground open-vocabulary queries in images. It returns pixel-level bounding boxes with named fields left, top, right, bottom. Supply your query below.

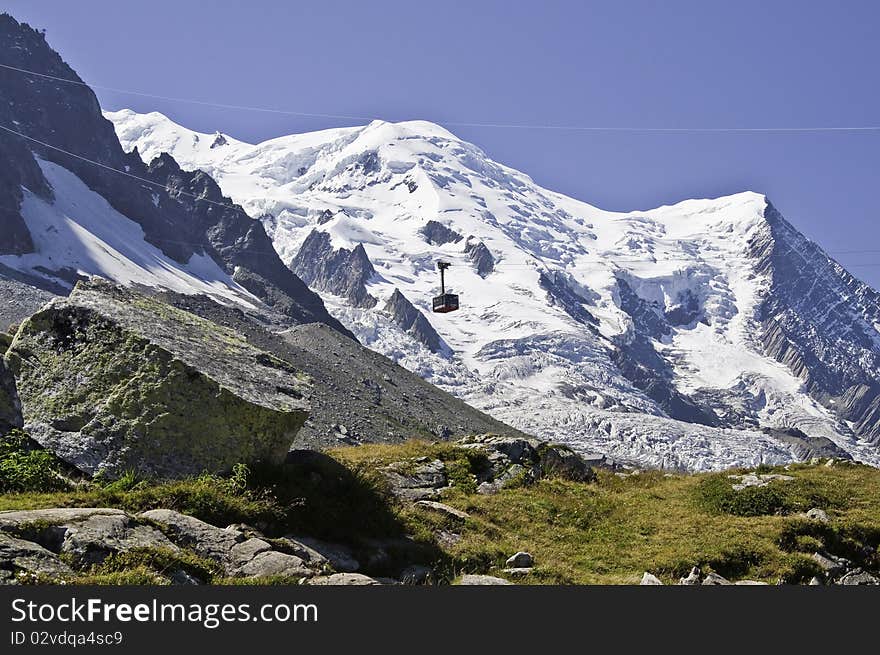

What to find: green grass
left=0, top=430, right=72, bottom=493
left=1, top=437, right=879, bottom=585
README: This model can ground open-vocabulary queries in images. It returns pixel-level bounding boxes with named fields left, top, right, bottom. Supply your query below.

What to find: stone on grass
left=505, top=551, right=533, bottom=568
left=309, top=573, right=383, bottom=586
left=234, top=551, right=312, bottom=579
left=458, top=574, right=512, bottom=586
left=640, top=572, right=663, bottom=585
left=806, top=508, right=830, bottom=523
left=679, top=566, right=701, bottom=585
left=701, top=572, right=732, bottom=586
left=382, top=459, right=448, bottom=501
left=414, top=500, right=470, bottom=521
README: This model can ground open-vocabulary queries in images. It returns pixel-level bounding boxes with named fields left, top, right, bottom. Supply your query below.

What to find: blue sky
left=6, top=1, right=880, bottom=286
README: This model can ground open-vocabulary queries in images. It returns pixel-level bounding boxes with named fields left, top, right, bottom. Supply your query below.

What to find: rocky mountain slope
left=0, top=14, right=350, bottom=337
left=108, top=111, right=880, bottom=470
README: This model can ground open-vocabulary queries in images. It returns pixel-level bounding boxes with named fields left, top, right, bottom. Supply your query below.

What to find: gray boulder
left=806, top=508, right=830, bottom=523
left=727, top=473, right=794, bottom=491
left=458, top=574, right=512, bottom=586
left=679, top=566, right=701, bottom=585
left=458, top=435, right=595, bottom=489
left=811, top=551, right=848, bottom=577
left=415, top=500, right=470, bottom=521
left=640, top=572, right=663, bottom=585
left=383, top=458, right=448, bottom=501
left=538, top=443, right=597, bottom=483
left=701, top=572, right=732, bottom=585
left=139, top=509, right=243, bottom=566
left=0, top=532, right=74, bottom=580
left=505, top=551, right=534, bottom=568
left=4, top=280, right=310, bottom=478
left=838, top=569, right=880, bottom=586
left=309, top=573, right=383, bottom=585
left=282, top=536, right=356, bottom=572
left=234, top=551, right=313, bottom=579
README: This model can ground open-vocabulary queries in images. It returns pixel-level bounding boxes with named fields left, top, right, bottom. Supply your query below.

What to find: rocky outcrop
left=0, top=507, right=430, bottom=585
left=290, top=230, right=377, bottom=308
left=0, top=508, right=175, bottom=567
left=539, top=270, right=599, bottom=327
left=383, top=435, right=597, bottom=501
left=0, top=356, right=21, bottom=434
left=0, top=533, right=74, bottom=582
left=383, top=288, right=445, bottom=354
left=4, top=280, right=310, bottom=478
left=464, top=238, right=495, bottom=277
left=383, top=459, right=449, bottom=501
left=458, top=434, right=596, bottom=494
left=420, top=220, right=463, bottom=246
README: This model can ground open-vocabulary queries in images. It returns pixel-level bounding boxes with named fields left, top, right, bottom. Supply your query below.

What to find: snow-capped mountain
left=107, top=109, right=880, bottom=471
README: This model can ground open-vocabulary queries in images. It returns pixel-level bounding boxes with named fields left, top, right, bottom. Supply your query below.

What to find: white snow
left=0, top=157, right=260, bottom=309
left=106, top=109, right=879, bottom=470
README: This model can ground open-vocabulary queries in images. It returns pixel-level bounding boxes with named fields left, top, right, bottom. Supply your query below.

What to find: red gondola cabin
left=432, top=261, right=459, bottom=313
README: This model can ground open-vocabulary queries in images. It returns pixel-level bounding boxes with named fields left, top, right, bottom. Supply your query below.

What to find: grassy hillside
left=1, top=435, right=879, bottom=584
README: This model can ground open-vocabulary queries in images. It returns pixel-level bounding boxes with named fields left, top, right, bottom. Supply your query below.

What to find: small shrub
left=445, top=458, right=477, bottom=494
left=696, top=475, right=789, bottom=517
left=0, top=431, right=70, bottom=493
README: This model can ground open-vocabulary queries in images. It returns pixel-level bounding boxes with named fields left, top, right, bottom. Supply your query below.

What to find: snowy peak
left=107, top=108, right=880, bottom=470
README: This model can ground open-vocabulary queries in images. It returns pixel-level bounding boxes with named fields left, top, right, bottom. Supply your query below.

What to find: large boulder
left=0, top=357, right=21, bottom=434
left=3, top=279, right=310, bottom=478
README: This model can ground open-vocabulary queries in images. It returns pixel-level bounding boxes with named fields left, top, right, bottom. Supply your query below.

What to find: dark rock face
left=665, top=289, right=702, bottom=326
left=0, top=131, right=51, bottom=256
left=749, top=201, right=880, bottom=444
left=290, top=230, right=377, bottom=308
left=539, top=271, right=598, bottom=327
left=138, top=290, right=524, bottom=448
left=763, top=427, right=853, bottom=461
left=613, top=278, right=717, bottom=426
left=465, top=238, right=495, bottom=277
left=420, top=220, right=463, bottom=246
left=383, top=289, right=445, bottom=354
left=4, top=279, right=310, bottom=478
left=0, top=14, right=350, bottom=338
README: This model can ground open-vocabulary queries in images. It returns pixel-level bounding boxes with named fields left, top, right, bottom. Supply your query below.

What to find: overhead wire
left=3, top=62, right=880, bottom=133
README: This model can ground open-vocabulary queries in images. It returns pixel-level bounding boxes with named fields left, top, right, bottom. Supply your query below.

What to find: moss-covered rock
left=3, top=279, right=311, bottom=478
left=0, top=356, right=21, bottom=434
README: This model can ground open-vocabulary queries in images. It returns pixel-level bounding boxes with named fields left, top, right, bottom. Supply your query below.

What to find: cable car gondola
left=432, top=261, right=459, bottom=313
